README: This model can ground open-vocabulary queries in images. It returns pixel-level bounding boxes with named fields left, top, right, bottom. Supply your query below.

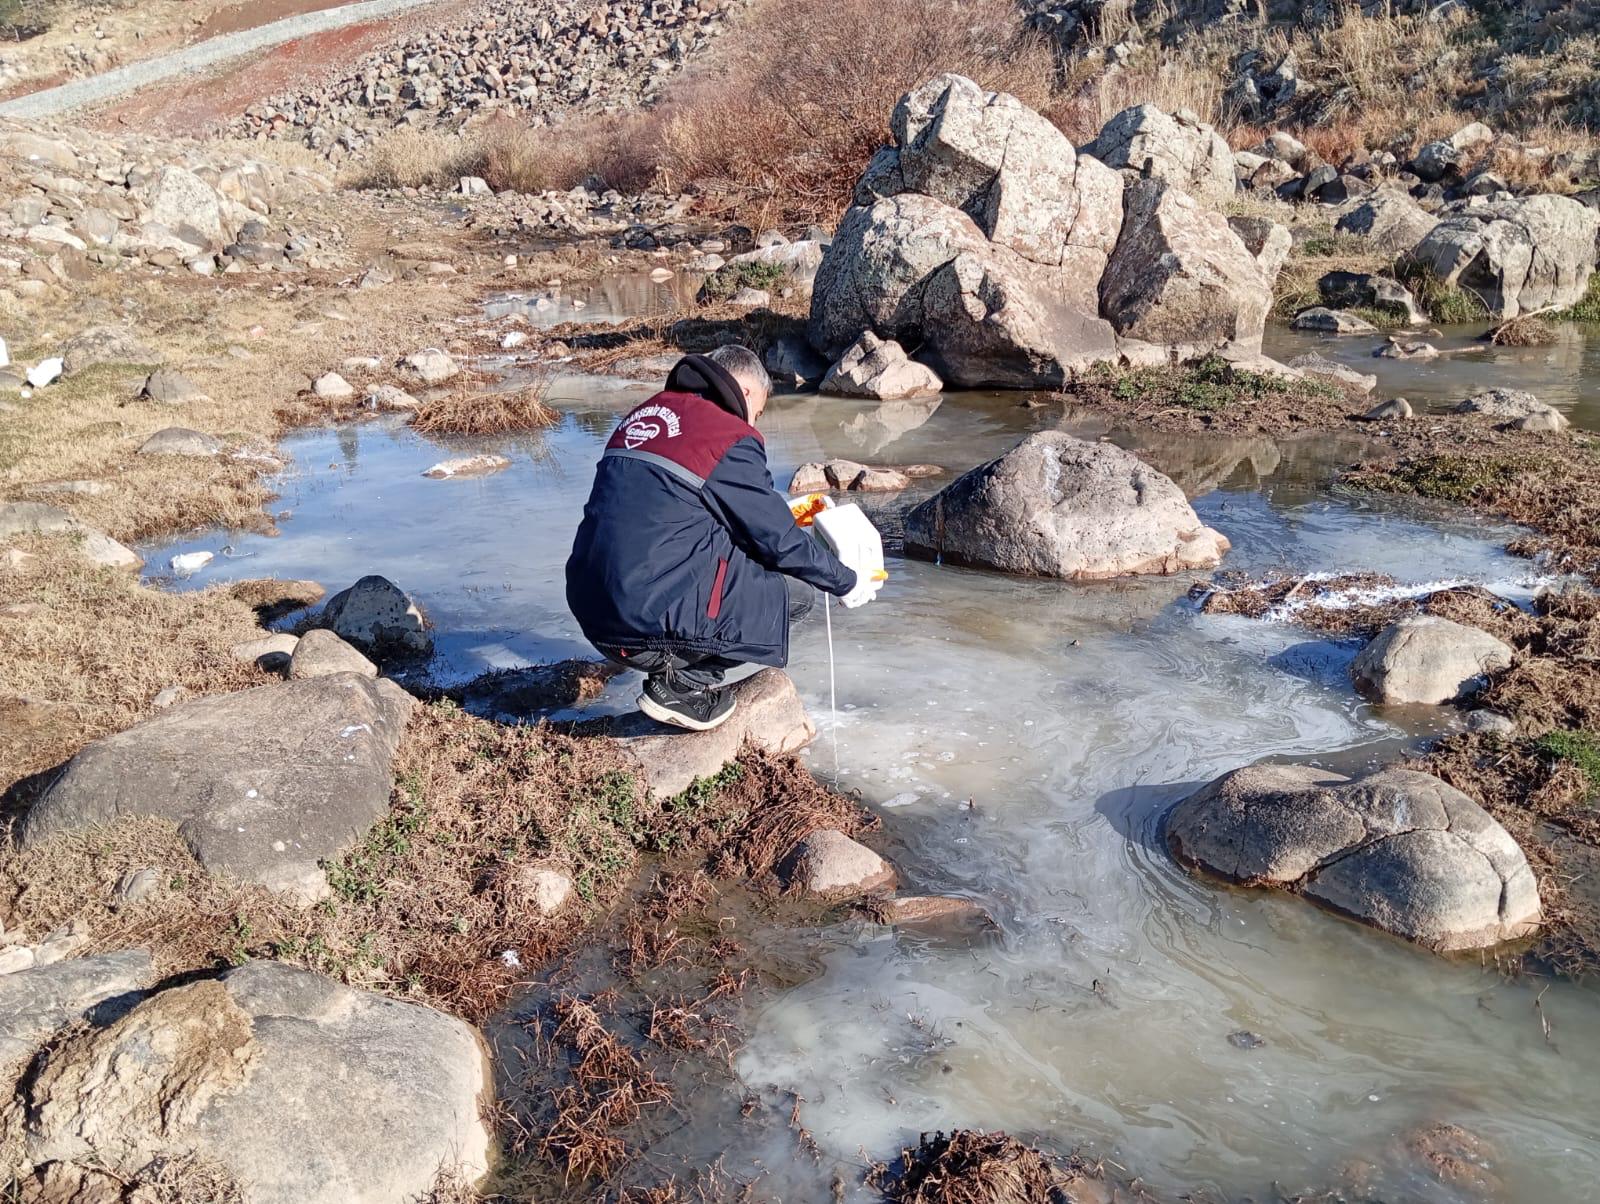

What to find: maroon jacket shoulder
left=606, top=390, right=764, bottom=482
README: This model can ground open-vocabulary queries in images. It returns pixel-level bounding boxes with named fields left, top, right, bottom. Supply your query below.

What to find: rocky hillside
left=225, top=0, right=749, bottom=159
left=1027, top=0, right=1600, bottom=139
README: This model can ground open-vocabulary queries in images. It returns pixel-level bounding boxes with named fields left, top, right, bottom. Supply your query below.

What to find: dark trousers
left=599, top=578, right=815, bottom=693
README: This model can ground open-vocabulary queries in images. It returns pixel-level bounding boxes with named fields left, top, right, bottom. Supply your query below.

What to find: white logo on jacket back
left=622, top=404, right=682, bottom=449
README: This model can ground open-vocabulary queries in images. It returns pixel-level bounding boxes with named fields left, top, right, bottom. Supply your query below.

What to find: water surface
left=143, top=377, right=1595, bottom=1202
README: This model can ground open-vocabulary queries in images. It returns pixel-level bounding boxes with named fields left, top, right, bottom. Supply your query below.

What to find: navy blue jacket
left=566, top=356, right=857, bottom=666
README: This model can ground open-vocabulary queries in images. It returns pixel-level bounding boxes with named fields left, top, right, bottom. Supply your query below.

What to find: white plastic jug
left=812, top=501, right=886, bottom=584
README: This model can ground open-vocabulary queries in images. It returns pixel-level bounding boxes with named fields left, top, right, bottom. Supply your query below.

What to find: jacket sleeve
left=703, top=437, right=858, bottom=596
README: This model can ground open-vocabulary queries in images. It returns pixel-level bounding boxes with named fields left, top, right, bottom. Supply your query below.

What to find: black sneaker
left=638, top=674, right=736, bottom=732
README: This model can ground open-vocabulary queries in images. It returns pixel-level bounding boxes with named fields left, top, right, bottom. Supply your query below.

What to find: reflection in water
left=483, top=271, right=702, bottom=328
left=1263, top=321, right=1600, bottom=431
left=141, top=380, right=1595, bottom=1202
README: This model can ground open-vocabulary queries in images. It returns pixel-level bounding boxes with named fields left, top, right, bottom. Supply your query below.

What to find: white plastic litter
left=168, top=550, right=213, bottom=575
left=26, top=357, right=62, bottom=389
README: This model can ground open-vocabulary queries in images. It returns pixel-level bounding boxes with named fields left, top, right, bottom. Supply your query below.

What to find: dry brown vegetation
left=346, top=0, right=1600, bottom=225
left=0, top=547, right=271, bottom=797
left=350, top=0, right=1059, bottom=224
left=1346, top=426, right=1600, bottom=580
left=410, top=379, right=558, bottom=436
left=0, top=681, right=865, bottom=1023
left=871, top=1130, right=1100, bottom=1204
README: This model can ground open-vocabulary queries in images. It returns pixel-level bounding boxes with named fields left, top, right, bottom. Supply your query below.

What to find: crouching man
left=566, top=345, right=879, bottom=732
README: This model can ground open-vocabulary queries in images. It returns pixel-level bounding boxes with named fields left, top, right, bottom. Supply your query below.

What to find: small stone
left=1362, top=398, right=1414, bottom=421
left=288, top=629, right=378, bottom=680
left=313, top=372, right=354, bottom=400
left=231, top=632, right=300, bottom=672
left=778, top=829, right=896, bottom=897
left=728, top=287, right=770, bottom=308
left=1291, top=307, right=1378, bottom=335
left=151, top=687, right=186, bottom=709
left=1465, top=710, right=1516, bottom=736
left=138, top=428, right=222, bottom=457
left=403, top=348, right=459, bottom=385
left=515, top=866, right=574, bottom=916
left=1377, top=339, right=1439, bottom=360
left=366, top=384, right=419, bottom=412
left=140, top=369, right=208, bottom=405
left=115, top=867, right=162, bottom=903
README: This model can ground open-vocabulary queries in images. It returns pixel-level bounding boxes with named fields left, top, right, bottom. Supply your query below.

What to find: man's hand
left=840, top=570, right=884, bottom=609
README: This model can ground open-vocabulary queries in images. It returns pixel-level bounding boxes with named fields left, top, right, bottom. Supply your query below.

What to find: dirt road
left=0, top=0, right=447, bottom=119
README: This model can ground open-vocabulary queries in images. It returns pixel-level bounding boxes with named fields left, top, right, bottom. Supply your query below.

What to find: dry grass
left=1, top=254, right=481, bottom=542
left=4, top=1151, right=246, bottom=1203
left=0, top=703, right=641, bottom=1019
left=410, top=380, right=557, bottom=437
left=0, top=694, right=869, bottom=1022
left=0, top=546, right=270, bottom=797
left=1346, top=430, right=1600, bottom=580
left=872, top=1130, right=1096, bottom=1204
left=1060, top=356, right=1359, bottom=435
left=427, top=0, right=1058, bottom=223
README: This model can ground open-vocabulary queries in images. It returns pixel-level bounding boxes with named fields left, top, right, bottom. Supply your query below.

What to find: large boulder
left=1404, top=194, right=1600, bottom=318
left=0, top=950, right=153, bottom=1072
left=903, top=432, right=1229, bottom=579
left=820, top=332, right=942, bottom=399
left=23, top=675, right=415, bottom=902
left=0, top=502, right=140, bottom=570
left=606, top=670, right=814, bottom=800
left=10, top=962, right=491, bottom=1204
left=919, top=247, right=1120, bottom=387
left=318, top=574, right=433, bottom=660
left=1351, top=616, right=1514, bottom=705
left=1335, top=189, right=1439, bottom=256
left=808, top=193, right=989, bottom=359
left=1084, top=104, right=1237, bottom=207
left=808, top=74, right=1126, bottom=384
left=135, top=166, right=228, bottom=250
left=887, top=73, right=1125, bottom=274
left=1100, top=179, right=1274, bottom=358
left=1168, top=764, right=1541, bottom=951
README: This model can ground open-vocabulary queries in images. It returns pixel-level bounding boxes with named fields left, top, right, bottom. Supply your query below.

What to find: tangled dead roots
left=874, top=1130, right=1090, bottom=1204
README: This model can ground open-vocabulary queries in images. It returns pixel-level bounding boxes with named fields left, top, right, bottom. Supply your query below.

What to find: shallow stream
left=144, top=324, right=1600, bottom=1201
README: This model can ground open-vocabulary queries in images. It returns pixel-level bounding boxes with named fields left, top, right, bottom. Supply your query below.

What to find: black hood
left=665, top=354, right=748, bottom=423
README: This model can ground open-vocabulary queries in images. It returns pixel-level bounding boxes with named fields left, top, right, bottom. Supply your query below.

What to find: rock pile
left=226, top=0, right=749, bottom=157
left=0, top=120, right=333, bottom=293
left=807, top=75, right=1281, bottom=390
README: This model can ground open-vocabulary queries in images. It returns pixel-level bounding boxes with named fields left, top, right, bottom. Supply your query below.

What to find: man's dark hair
left=708, top=344, right=772, bottom=399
